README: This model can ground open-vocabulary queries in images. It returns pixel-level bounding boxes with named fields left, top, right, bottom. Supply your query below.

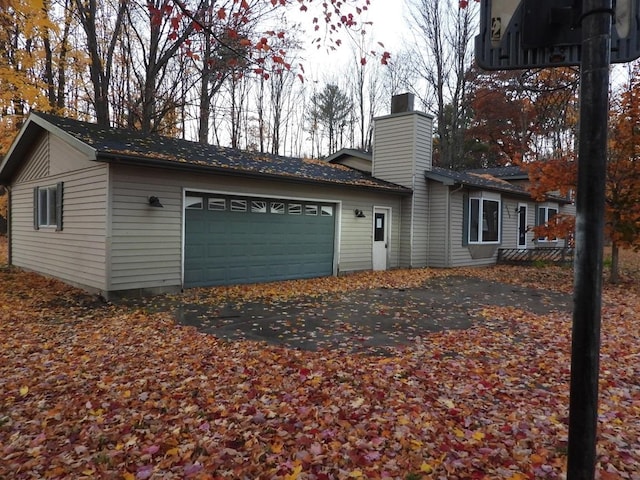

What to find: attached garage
left=184, top=191, right=337, bottom=287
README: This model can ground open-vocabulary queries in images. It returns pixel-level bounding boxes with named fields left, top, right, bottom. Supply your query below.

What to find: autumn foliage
left=2, top=237, right=640, bottom=478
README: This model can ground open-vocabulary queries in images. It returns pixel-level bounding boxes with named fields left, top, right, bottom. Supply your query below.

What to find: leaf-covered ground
left=1, top=237, right=640, bottom=479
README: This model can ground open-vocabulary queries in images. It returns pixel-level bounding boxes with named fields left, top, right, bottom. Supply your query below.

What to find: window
left=537, top=206, right=558, bottom=241
left=468, top=194, right=500, bottom=244
left=34, top=183, right=63, bottom=230
left=305, top=205, right=318, bottom=216
left=251, top=201, right=267, bottom=213
left=321, top=205, right=333, bottom=216
left=270, top=202, right=285, bottom=214
left=230, top=199, right=247, bottom=212
left=208, top=198, right=226, bottom=211
left=288, top=203, right=302, bottom=215
left=185, top=195, right=203, bottom=209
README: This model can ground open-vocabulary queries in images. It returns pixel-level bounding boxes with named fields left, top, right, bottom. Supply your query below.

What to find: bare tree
left=73, top=0, right=127, bottom=125
left=407, top=0, right=478, bottom=169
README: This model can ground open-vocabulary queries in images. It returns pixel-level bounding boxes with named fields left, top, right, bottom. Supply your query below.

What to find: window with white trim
left=230, top=199, right=247, bottom=212
left=305, top=205, right=318, bottom=216
left=270, top=202, right=285, bottom=214
left=321, top=205, right=333, bottom=216
left=34, top=183, right=63, bottom=230
left=208, top=198, right=226, bottom=211
left=468, top=194, right=500, bottom=244
left=537, top=206, right=558, bottom=241
left=251, top=200, right=267, bottom=213
left=185, top=195, right=203, bottom=209
left=288, top=203, right=302, bottom=215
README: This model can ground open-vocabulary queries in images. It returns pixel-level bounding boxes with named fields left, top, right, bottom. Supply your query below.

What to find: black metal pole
left=567, top=1, right=611, bottom=479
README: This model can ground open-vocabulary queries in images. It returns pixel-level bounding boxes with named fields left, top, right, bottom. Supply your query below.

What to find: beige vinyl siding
left=10, top=165, right=109, bottom=290
left=501, top=199, right=520, bottom=248
left=108, top=168, right=183, bottom=291
left=373, top=112, right=433, bottom=267
left=372, top=112, right=433, bottom=188
left=426, top=182, right=449, bottom=267
left=109, top=165, right=404, bottom=291
left=15, top=134, right=49, bottom=183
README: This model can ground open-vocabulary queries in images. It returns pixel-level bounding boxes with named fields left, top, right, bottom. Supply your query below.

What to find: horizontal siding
left=108, top=165, right=404, bottom=291
left=10, top=165, right=108, bottom=290
left=372, top=112, right=433, bottom=189
left=426, top=182, right=448, bottom=267
left=372, top=114, right=416, bottom=188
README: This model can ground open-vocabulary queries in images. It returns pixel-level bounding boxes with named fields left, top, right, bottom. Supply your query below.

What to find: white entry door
left=372, top=207, right=389, bottom=270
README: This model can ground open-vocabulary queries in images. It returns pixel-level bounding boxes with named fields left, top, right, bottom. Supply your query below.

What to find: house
left=0, top=95, right=573, bottom=298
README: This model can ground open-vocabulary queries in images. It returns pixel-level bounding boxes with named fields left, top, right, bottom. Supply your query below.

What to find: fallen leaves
left=2, top=243, right=640, bottom=478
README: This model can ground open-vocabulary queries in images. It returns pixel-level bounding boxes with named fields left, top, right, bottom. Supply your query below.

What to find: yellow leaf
left=123, top=390, right=131, bottom=398
left=271, top=442, right=284, bottom=454
left=165, top=447, right=179, bottom=456
left=508, top=473, right=527, bottom=480
left=454, top=428, right=465, bottom=438
left=122, top=473, right=135, bottom=480
left=348, top=469, right=364, bottom=478
left=472, top=431, right=485, bottom=441
left=285, top=464, right=303, bottom=480
left=420, top=462, right=433, bottom=473
left=19, top=386, right=29, bottom=396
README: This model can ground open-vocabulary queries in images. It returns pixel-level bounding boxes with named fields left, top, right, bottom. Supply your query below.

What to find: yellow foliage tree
left=0, top=0, right=56, bottom=155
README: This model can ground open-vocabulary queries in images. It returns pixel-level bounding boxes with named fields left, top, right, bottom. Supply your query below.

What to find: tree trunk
left=609, top=241, right=620, bottom=284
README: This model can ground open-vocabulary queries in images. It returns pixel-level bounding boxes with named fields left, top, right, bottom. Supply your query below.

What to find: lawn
left=1, top=236, right=639, bottom=479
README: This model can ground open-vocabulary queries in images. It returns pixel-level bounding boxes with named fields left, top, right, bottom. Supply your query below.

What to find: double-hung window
left=537, top=206, right=558, bottom=241
left=468, top=193, right=501, bottom=244
left=34, top=183, right=63, bottom=231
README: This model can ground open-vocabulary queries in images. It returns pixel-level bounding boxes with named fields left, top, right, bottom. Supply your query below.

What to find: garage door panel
left=185, top=194, right=336, bottom=287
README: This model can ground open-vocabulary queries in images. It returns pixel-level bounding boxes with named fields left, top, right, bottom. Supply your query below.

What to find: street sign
left=476, top=0, right=640, bottom=70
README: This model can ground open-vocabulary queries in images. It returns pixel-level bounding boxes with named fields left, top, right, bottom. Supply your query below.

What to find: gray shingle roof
left=425, top=166, right=530, bottom=196
left=27, top=112, right=412, bottom=194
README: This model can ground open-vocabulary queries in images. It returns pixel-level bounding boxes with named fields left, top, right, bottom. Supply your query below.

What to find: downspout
left=448, top=184, right=464, bottom=267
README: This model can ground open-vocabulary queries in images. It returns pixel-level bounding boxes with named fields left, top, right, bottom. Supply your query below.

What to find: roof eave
left=0, top=113, right=97, bottom=184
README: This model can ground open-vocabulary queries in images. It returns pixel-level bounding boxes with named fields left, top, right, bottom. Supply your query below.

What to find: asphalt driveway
left=154, top=275, right=573, bottom=355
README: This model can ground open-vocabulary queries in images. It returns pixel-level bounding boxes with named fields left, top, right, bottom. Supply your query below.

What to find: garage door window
left=186, top=196, right=203, bottom=209
left=288, top=204, right=302, bottom=215
left=305, top=205, right=318, bottom=215
left=271, top=202, right=285, bottom=214
left=208, top=198, right=226, bottom=211
left=251, top=201, right=267, bottom=213
left=321, top=206, right=333, bottom=216
left=231, top=199, right=247, bottom=212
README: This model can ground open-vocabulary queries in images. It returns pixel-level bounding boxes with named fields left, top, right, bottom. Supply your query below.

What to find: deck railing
left=497, top=247, right=574, bottom=266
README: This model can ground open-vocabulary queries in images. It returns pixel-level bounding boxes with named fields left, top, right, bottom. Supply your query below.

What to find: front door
left=372, top=207, right=389, bottom=270
left=518, top=204, right=527, bottom=248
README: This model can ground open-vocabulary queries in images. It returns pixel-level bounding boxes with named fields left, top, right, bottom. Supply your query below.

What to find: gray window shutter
left=55, top=182, right=63, bottom=231
left=462, top=192, right=469, bottom=246
left=33, top=187, right=39, bottom=230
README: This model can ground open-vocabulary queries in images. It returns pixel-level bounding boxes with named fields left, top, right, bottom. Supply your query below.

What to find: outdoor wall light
left=354, top=209, right=366, bottom=218
left=148, top=196, right=164, bottom=208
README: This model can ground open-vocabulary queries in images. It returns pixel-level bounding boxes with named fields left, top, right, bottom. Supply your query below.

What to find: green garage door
left=184, top=192, right=336, bottom=287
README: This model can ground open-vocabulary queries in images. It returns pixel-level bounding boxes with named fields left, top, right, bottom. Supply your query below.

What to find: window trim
left=33, top=183, right=63, bottom=231
left=467, top=192, right=501, bottom=245
left=536, top=205, right=559, bottom=242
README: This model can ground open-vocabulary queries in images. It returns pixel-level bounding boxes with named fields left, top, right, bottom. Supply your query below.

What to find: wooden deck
left=497, top=247, right=574, bottom=266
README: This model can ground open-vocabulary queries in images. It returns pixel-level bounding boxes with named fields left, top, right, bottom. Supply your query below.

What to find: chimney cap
left=391, top=93, right=414, bottom=114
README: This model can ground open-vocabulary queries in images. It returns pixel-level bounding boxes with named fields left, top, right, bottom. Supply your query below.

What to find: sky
left=290, top=0, right=410, bottom=82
